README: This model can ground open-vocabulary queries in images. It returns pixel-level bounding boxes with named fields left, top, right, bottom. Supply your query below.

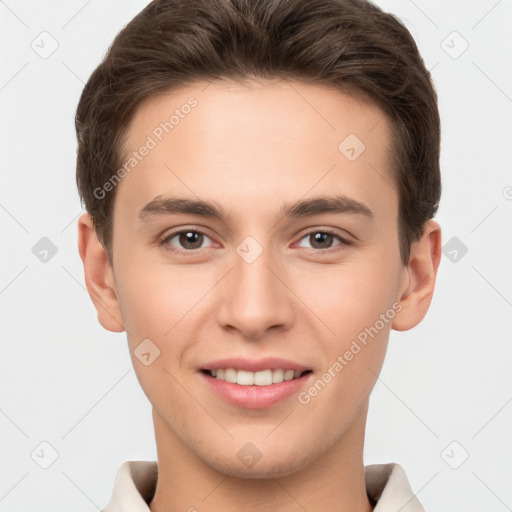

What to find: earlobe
left=392, top=220, right=442, bottom=331
left=77, top=212, right=125, bottom=333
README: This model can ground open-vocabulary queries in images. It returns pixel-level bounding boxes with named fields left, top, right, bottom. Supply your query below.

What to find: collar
left=103, top=460, right=424, bottom=512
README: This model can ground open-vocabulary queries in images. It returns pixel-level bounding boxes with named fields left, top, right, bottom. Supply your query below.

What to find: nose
left=216, top=241, right=295, bottom=340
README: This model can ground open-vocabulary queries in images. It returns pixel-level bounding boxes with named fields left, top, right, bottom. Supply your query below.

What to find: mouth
left=200, top=368, right=313, bottom=386
left=198, top=366, right=314, bottom=409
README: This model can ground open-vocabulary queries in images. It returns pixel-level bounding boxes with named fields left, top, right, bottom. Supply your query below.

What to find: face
left=106, top=79, right=410, bottom=477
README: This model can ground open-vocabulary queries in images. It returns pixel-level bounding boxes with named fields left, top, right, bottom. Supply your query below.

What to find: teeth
left=237, top=370, right=255, bottom=385
left=209, top=368, right=306, bottom=386
left=225, top=368, right=237, bottom=383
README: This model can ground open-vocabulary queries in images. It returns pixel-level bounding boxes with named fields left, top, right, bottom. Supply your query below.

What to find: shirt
left=102, top=460, right=424, bottom=511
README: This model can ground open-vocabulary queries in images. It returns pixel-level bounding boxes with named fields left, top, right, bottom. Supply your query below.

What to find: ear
left=77, top=212, right=125, bottom=333
left=392, top=220, right=442, bottom=331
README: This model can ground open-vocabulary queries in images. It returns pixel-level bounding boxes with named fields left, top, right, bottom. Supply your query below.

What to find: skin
left=78, top=79, right=441, bottom=512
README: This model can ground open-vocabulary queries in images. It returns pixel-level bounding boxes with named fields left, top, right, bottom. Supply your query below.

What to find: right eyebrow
left=138, top=196, right=227, bottom=222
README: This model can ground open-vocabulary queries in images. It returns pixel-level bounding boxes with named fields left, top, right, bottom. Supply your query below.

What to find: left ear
left=392, top=220, right=442, bottom=331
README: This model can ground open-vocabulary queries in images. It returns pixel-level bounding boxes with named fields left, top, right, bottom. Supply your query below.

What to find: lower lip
left=199, top=371, right=313, bottom=409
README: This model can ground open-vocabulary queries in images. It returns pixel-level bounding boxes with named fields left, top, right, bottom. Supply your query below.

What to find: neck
left=149, top=402, right=373, bottom=512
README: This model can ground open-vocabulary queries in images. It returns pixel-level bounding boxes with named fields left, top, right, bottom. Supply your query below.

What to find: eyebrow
left=138, top=194, right=374, bottom=223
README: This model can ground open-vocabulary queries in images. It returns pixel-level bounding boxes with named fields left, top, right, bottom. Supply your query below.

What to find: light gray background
left=1, top=1, right=511, bottom=511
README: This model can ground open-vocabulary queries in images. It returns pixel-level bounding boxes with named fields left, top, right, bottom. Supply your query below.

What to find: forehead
left=115, top=79, right=397, bottom=226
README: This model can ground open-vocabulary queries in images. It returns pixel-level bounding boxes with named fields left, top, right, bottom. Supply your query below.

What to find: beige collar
left=103, top=460, right=424, bottom=511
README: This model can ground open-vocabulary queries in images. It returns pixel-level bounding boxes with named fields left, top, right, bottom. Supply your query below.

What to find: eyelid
left=159, top=226, right=353, bottom=254
left=159, top=226, right=217, bottom=252
left=295, top=226, right=353, bottom=243
left=160, top=224, right=215, bottom=238
left=293, top=227, right=353, bottom=251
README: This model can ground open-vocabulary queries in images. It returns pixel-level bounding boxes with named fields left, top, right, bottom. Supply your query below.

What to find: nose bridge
left=217, top=236, right=293, bottom=337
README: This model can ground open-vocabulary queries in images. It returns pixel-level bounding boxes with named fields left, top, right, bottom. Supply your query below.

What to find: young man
left=76, top=0, right=442, bottom=510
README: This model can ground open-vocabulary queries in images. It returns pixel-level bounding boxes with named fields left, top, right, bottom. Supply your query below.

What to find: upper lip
left=201, top=357, right=311, bottom=372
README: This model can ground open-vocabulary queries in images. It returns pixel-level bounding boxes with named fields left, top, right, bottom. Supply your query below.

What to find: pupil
left=312, top=232, right=332, bottom=249
left=181, top=231, right=202, bottom=249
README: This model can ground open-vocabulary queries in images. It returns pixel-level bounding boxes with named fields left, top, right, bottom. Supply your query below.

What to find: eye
left=160, top=229, right=215, bottom=255
left=159, top=227, right=352, bottom=256
left=296, top=229, right=351, bottom=252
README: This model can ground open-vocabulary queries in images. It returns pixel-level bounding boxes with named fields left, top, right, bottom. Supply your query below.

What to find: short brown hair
left=75, top=0, right=441, bottom=266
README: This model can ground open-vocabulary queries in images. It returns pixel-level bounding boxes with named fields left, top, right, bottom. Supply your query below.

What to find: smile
left=199, top=369, right=314, bottom=409
left=203, top=368, right=312, bottom=386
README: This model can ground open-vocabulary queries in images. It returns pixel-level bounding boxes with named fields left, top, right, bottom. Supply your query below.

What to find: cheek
left=295, top=259, right=398, bottom=339
left=115, top=262, right=220, bottom=397
left=114, top=264, right=201, bottom=415
left=290, top=260, right=397, bottom=404
left=116, top=258, right=208, bottom=337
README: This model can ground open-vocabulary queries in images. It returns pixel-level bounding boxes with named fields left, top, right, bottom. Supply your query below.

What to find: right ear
left=77, top=212, right=125, bottom=333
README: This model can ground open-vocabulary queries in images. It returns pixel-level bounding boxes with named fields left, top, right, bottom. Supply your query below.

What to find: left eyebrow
left=279, top=194, right=373, bottom=219
left=137, top=194, right=374, bottom=223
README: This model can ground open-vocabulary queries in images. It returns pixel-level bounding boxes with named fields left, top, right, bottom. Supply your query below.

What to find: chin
left=204, top=449, right=311, bottom=480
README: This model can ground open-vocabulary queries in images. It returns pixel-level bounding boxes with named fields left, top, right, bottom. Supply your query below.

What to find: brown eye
left=177, top=231, right=203, bottom=250
left=296, top=229, right=350, bottom=252
left=309, top=232, right=335, bottom=249
left=161, top=229, right=214, bottom=254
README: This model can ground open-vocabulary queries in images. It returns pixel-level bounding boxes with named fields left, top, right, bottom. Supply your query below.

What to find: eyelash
left=159, top=227, right=352, bottom=256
